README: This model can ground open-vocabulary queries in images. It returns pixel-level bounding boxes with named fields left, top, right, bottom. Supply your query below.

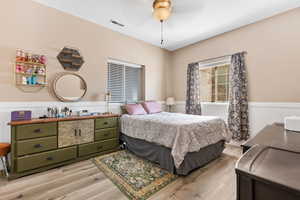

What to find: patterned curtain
left=186, top=62, right=202, bottom=115
left=228, top=52, right=249, bottom=141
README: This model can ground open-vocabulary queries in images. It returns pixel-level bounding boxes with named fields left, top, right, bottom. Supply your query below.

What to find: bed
left=120, top=112, right=232, bottom=175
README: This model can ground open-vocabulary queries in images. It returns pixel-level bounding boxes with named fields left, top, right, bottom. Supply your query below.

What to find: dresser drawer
left=95, top=118, right=117, bottom=129
left=16, top=136, right=57, bottom=156
left=95, top=128, right=118, bottom=141
left=16, top=146, right=77, bottom=173
left=16, top=123, right=57, bottom=140
left=78, top=139, right=119, bottom=157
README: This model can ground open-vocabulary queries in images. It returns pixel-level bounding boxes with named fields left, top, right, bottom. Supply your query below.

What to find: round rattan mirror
left=53, top=72, right=87, bottom=102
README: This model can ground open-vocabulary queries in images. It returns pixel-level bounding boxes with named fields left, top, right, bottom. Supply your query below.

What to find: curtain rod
left=195, top=51, right=247, bottom=64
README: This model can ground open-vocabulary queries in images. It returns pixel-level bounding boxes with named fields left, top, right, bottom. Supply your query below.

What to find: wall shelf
left=57, top=47, right=84, bottom=71
left=16, top=83, right=47, bottom=87
left=15, top=50, right=47, bottom=92
left=16, top=61, right=46, bottom=67
left=15, top=72, right=46, bottom=77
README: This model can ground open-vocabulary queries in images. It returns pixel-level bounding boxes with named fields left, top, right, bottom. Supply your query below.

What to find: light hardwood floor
left=0, top=145, right=242, bottom=200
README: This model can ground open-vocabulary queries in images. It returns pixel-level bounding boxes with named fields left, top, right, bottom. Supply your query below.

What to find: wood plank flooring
left=0, top=145, right=242, bottom=200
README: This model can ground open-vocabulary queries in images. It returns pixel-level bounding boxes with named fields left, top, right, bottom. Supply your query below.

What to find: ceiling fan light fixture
left=153, top=7, right=171, bottom=21
left=152, top=0, right=172, bottom=46
left=153, top=0, right=171, bottom=9
left=152, top=0, right=172, bottom=21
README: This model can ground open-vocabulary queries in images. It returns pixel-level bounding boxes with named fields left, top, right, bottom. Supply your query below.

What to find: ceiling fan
left=150, top=0, right=202, bottom=46
left=152, top=0, right=171, bottom=45
left=120, top=0, right=202, bottom=47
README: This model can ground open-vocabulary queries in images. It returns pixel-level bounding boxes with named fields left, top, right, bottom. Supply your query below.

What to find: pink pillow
left=142, top=101, right=162, bottom=114
left=125, top=104, right=147, bottom=115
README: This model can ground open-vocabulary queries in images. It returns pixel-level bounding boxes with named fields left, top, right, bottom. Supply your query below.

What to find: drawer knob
left=46, top=157, right=54, bottom=161
left=34, top=144, right=43, bottom=148
left=104, top=133, right=109, bottom=137
left=97, top=146, right=103, bottom=149
left=34, top=129, right=41, bottom=133
left=103, top=122, right=108, bottom=125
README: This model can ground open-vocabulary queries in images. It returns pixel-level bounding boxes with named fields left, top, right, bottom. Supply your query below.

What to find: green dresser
left=9, top=115, right=120, bottom=179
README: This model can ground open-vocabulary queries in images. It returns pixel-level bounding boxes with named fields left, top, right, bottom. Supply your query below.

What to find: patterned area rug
left=93, top=150, right=178, bottom=200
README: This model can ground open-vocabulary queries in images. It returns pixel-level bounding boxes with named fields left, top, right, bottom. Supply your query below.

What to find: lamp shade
left=153, top=7, right=171, bottom=21
left=166, top=97, right=175, bottom=105
left=152, top=0, right=172, bottom=21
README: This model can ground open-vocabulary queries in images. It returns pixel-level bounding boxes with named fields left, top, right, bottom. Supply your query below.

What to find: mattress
left=121, top=112, right=231, bottom=168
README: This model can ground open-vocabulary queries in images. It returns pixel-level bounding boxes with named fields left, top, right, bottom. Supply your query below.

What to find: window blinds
left=125, top=66, right=142, bottom=102
left=107, top=61, right=142, bottom=103
left=107, top=62, right=124, bottom=102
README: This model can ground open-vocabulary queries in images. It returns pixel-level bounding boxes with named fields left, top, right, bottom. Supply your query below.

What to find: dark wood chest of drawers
left=9, top=115, right=120, bottom=179
left=236, top=145, right=300, bottom=200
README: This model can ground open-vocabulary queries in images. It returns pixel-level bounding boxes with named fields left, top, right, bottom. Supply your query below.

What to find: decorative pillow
left=120, top=105, right=128, bottom=114
left=142, top=101, right=162, bottom=114
left=125, top=104, right=147, bottom=115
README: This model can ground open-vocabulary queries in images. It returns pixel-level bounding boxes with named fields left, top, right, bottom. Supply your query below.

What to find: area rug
left=93, top=150, right=178, bottom=200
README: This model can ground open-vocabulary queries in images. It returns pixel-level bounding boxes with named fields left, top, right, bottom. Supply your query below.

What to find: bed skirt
left=121, top=134, right=225, bottom=175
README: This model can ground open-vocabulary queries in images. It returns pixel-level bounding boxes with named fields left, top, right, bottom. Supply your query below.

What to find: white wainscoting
left=175, top=101, right=300, bottom=137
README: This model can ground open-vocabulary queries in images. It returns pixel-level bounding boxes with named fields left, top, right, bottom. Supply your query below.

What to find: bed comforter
left=121, top=112, right=232, bottom=168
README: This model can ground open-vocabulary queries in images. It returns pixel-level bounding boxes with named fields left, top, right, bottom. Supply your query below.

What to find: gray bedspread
left=121, top=112, right=231, bottom=168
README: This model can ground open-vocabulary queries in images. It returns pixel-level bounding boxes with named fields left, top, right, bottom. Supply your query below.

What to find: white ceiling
left=33, top=0, right=300, bottom=51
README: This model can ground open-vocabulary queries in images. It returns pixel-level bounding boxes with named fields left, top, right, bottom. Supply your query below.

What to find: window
left=107, top=60, right=144, bottom=103
left=199, top=58, right=230, bottom=102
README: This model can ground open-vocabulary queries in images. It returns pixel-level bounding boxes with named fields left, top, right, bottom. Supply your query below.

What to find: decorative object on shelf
left=77, top=110, right=90, bottom=117
left=46, top=107, right=73, bottom=118
left=14, top=49, right=47, bottom=92
left=61, top=107, right=72, bottom=118
left=11, top=111, right=32, bottom=121
left=166, top=97, right=175, bottom=112
left=104, top=91, right=112, bottom=114
left=52, top=72, right=87, bottom=102
left=47, top=107, right=59, bottom=118
left=57, top=47, right=84, bottom=71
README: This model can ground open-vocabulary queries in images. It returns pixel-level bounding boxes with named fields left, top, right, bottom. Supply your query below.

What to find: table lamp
left=166, top=97, right=175, bottom=112
left=104, top=91, right=112, bottom=114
